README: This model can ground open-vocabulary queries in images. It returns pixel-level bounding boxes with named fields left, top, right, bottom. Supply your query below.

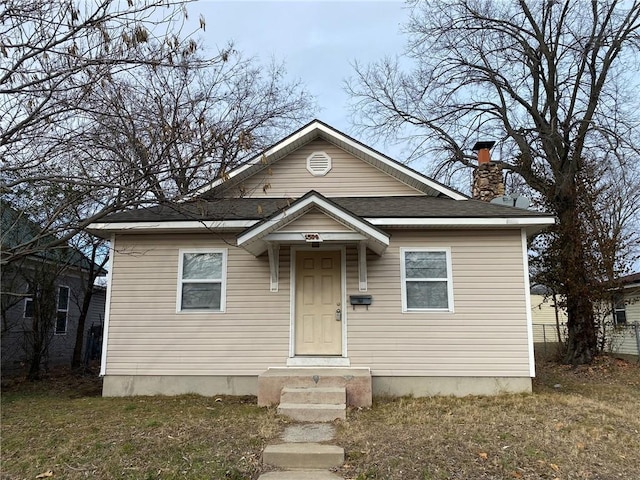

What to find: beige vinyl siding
left=106, top=234, right=291, bottom=376
left=233, top=139, right=423, bottom=198
left=278, top=209, right=354, bottom=232
left=345, top=229, right=532, bottom=377
left=106, top=229, right=533, bottom=378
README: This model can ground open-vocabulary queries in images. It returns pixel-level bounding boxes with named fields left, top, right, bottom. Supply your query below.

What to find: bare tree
left=1, top=1, right=315, bottom=266
left=1, top=0, right=203, bottom=261
left=80, top=51, right=315, bottom=200
left=0, top=0, right=201, bottom=148
left=347, top=0, right=640, bottom=364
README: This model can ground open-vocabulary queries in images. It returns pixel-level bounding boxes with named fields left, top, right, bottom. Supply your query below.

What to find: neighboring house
left=530, top=275, right=640, bottom=358
left=1, top=203, right=106, bottom=375
left=530, top=289, right=567, bottom=344
left=88, top=120, right=555, bottom=400
left=613, top=272, right=640, bottom=325
left=608, top=273, right=640, bottom=358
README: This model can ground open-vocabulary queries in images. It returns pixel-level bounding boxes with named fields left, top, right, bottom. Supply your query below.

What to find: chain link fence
left=533, top=321, right=640, bottom=360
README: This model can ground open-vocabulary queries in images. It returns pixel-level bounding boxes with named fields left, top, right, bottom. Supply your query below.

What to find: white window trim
left=55, top=285, right=70, bottom=335
left=400, top=247, right=454, bottom=313
left=176, top=248, right=228, bottom=313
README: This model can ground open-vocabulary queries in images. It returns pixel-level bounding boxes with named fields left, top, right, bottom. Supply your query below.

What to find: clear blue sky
left=190, top=0, right=409, bottom=157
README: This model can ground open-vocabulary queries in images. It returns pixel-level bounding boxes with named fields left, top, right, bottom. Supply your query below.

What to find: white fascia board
left=88, top=219, right=258, bottom=232
left=365, top=217, right=556, bottom=227
left=238, top=194, right=390, bottom=247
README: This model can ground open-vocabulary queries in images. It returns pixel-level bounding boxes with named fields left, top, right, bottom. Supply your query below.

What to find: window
left=400, top=248, right=454, bottom=312
left=177, top=250, right=227, bottom=312
left=55, top=286, right=69, bottom=334
left=613, top=295, right=627, bottom=325
left=24, top=297, right=34, bottom=318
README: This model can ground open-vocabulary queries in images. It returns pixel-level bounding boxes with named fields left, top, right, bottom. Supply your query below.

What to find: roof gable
left=2, top=201, right=104, bottom=272
left=189, top=120, right=467, bottom=201
left=237, top=191, right=390, bottom=256
left=215, top=138, right=427, bottom=198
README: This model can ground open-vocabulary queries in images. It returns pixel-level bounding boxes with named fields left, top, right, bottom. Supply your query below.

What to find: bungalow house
left=604, top=273, right=640, bottom=358
left=613, top=272, right=640, bottom=326
left=88, top=120, right=555, bottom=403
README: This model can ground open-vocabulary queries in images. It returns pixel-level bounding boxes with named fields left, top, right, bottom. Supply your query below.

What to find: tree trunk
left=556, top=199, right=597, bottom=364
left=27, top=317, right=44, bottom=381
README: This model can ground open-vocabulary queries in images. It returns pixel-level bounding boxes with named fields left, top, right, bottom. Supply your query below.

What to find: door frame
left=289, top=245, right=348, bottom=361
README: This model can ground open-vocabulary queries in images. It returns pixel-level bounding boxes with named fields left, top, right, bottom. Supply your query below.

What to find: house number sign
left=303, top=233, right=323, bottom=242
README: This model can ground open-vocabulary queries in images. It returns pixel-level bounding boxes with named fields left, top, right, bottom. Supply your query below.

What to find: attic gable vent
left=306, top=151, right=332, bottom=176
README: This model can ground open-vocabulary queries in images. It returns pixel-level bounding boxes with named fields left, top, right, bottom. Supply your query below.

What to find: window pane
left=182, top=283, right=221, bottom=310
left=55, top=311, right=67, bottom=333
left=57, top=286, right=69, bottom=311
left=24, top=298, right=34, bottom=318
left=406, top=281, right=448, bottom=309
left=183, top=253, right=222, bottom=280
left=615, top=310, right=627, bottom=325
left=405, top=251, right=447, bottom=278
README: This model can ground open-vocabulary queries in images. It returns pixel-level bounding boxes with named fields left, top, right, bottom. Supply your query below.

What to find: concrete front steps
left=263, top=443, right=344, bottom=469
left=258, top=367, right=372, bottom=408
left=258, top=471, right=342, bottom=480
left=260, top=442, right=345, bottom=480
left=277, top=386, right=346, bottom=422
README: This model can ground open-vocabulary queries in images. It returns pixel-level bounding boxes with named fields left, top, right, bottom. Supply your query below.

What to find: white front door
left=295, top=250, right=342, bottom=355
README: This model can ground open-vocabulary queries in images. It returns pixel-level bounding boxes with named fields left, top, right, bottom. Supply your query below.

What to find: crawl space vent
left=306, top=151, right=332, bottom=176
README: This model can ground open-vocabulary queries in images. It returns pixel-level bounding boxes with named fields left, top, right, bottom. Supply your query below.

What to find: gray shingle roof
left=99, top=196, right=551, bottom=223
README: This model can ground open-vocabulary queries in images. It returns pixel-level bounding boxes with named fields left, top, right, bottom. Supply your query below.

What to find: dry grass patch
left=2, top=358, right=638, bottom=480
left=1, top=371, right=286, bottom=480
left=335, top=357, right=640, bottom=480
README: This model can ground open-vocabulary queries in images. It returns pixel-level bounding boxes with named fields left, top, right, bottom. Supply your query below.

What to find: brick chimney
left=472, top=140, right=504, bottom=202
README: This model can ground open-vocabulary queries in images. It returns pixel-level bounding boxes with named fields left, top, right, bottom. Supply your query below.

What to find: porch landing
left=257, top=367, right=372, bottom=407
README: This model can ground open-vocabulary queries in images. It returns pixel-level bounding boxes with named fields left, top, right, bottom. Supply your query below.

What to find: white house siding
left=105, top=233, right=291, bottom=376
left=625, top=288, right=640, bottom=323
left=530, top=294, right=567, bottom=343
left=233, top=139, right=424, bottom=198
left=345, top=229, right=531, bottom=377
left=607, top=325, right=639, bottom=357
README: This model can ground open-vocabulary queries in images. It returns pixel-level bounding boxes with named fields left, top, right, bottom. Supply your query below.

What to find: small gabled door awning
left=237, top=191, right=390, bottom=292
left=237, top=191, right=390, bottom=256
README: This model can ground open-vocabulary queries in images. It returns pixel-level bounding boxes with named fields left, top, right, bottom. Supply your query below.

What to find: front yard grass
left=2, top=357, right=638, bottom=480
